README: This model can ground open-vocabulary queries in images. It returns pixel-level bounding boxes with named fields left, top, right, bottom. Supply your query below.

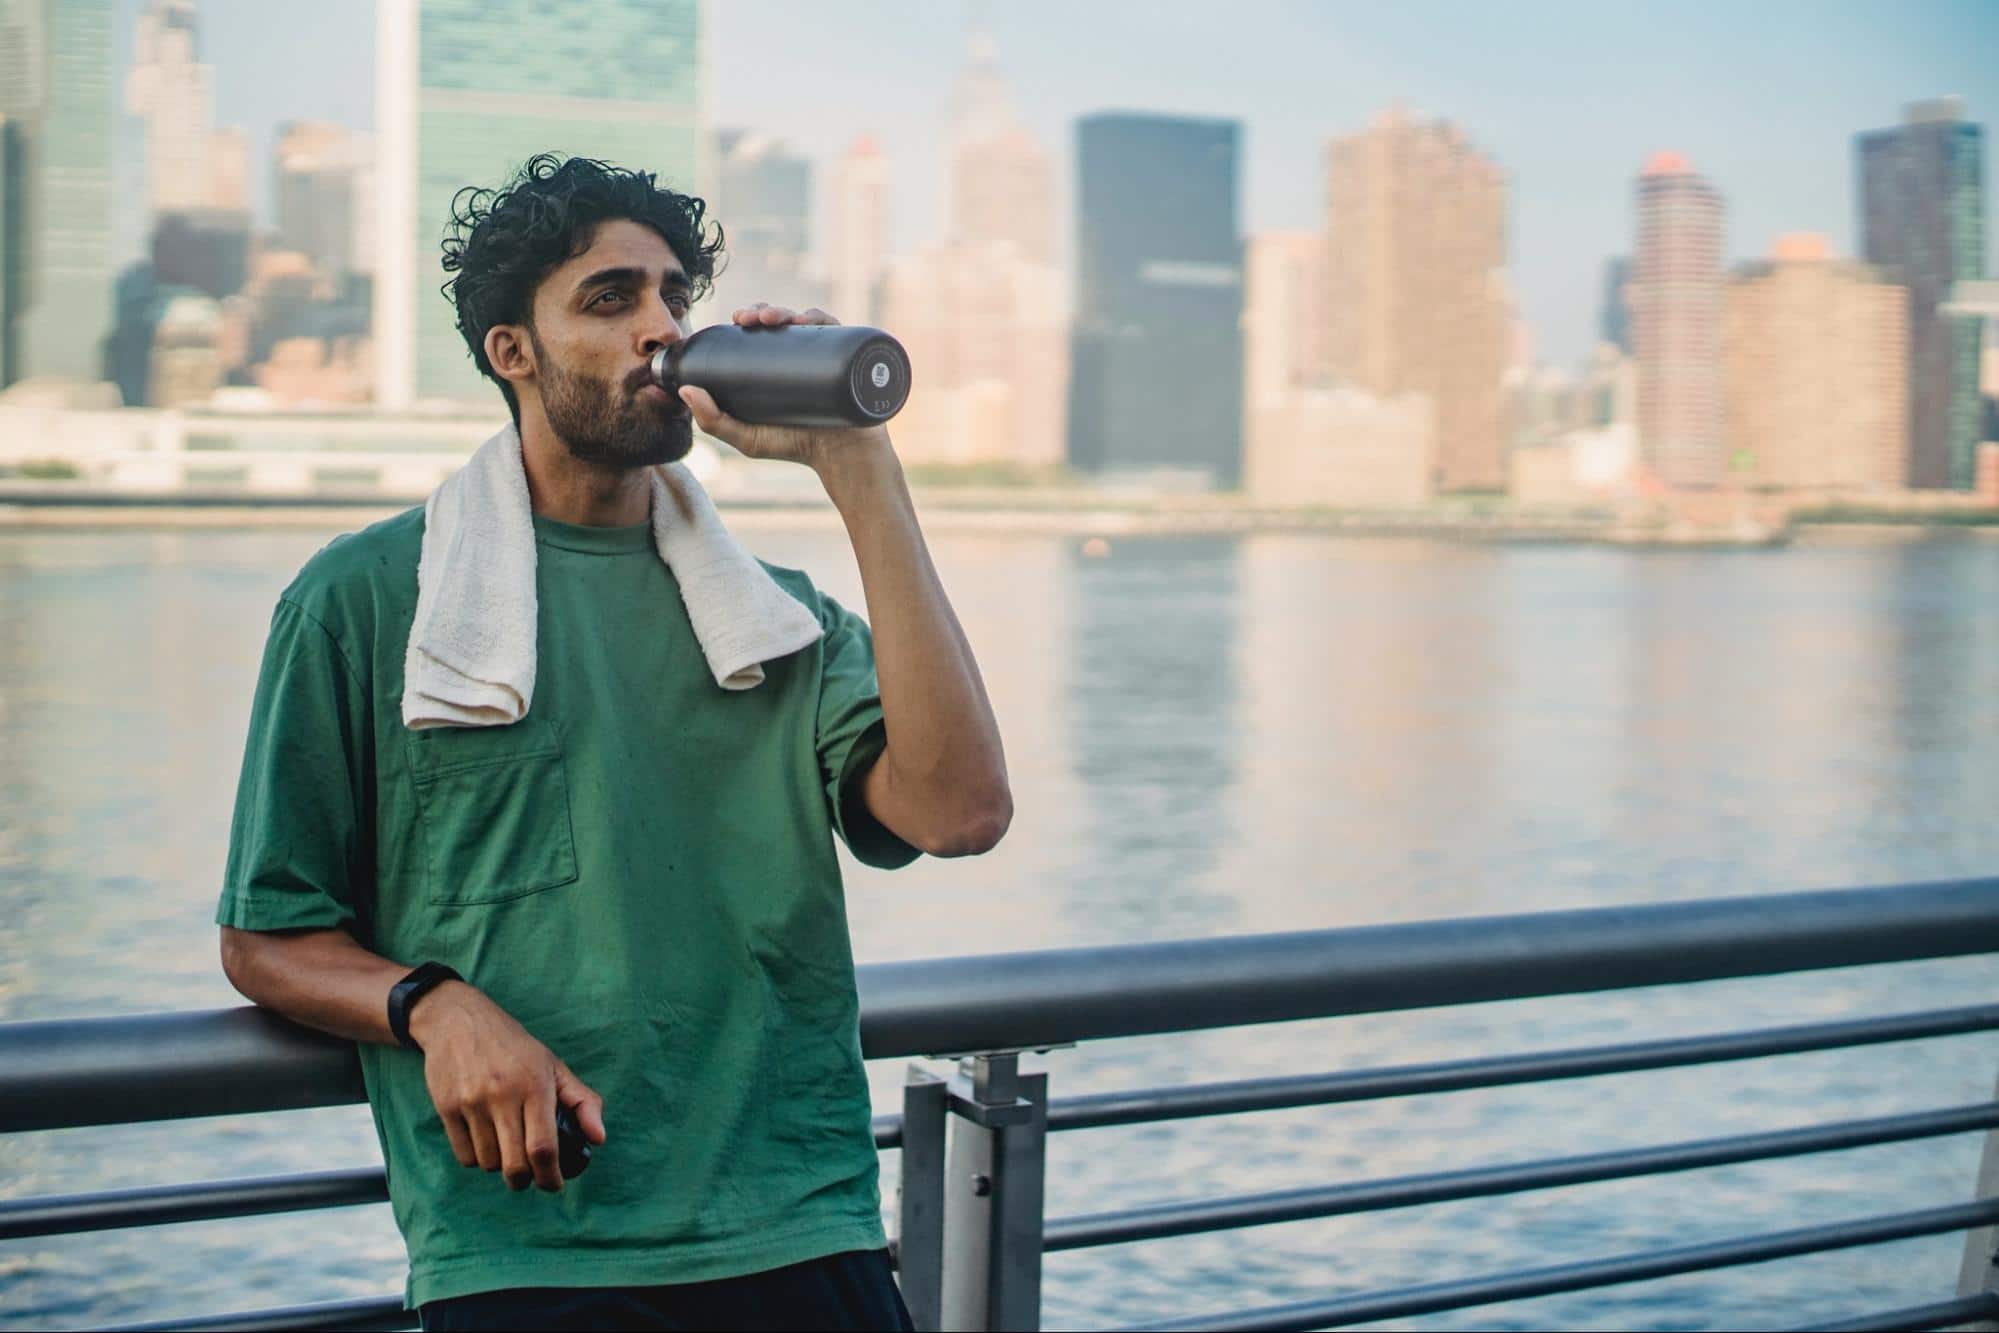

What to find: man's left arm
left=676, top=304, right=1011, bottom=859
left=814, top=439, right=1012, bottom=858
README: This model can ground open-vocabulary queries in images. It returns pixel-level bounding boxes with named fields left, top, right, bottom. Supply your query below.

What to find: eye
left=590, top=289, right=627, bottom=309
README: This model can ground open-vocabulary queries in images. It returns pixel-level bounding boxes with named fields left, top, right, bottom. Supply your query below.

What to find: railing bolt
left=970, top=1173, right=992, bottom=1197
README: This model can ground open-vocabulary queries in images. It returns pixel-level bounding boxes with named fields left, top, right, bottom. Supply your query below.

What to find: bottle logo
left=870, top=361, right=892, bottom=389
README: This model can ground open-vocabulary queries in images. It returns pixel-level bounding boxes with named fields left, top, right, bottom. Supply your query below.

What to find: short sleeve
left=215, top=597, right=373, bottom=933
left=815, top=592, right=923, bottom=871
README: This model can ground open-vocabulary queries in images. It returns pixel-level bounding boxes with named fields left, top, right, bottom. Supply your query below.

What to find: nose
left=637, top=292, right=686, bottom=360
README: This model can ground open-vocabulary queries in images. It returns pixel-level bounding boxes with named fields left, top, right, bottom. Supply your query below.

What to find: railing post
left=938, top=1053, right=1047, bottom=1332
left=897, top=1064, right=949, bottom=1333
left=1957, top=1070, right=1999, bottom=1329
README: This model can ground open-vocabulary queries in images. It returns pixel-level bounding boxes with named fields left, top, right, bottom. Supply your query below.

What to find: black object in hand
left=555, top=1103, right=592, bottom=1180
left=649, top=322, right=911, bottom=429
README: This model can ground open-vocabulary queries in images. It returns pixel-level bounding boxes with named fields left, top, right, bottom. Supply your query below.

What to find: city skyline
left=7, top=0, right=1984, bottom=508
left=105, top=0, right=1999, bottom=368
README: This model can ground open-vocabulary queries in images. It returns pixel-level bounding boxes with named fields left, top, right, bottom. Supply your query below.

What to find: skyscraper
left=275, top=120, right=362, bottom=281
left=208, top=123, right=246, bottom=210
left=1723, top=233, right=1906, bottom=493
left=828, top=135, right=887, bottom=328
left=1243, top=232, right=1322, bottom=410
left=1068, top=112, right=1242, bottom=484
left=708, top=129, right=814, bottom=317
left=349, top=133, right=378, bottom=279
left=374, top=0, right=702, bottom=408
left=1320, top=107, right=1509, bottom=491
left=877, top=28, right=1066, bottom=470
left=1599, top=256, right=1632, bottom=354
left=879, top=242, right=1067, bottom=467
left=125, top=0, right=239, bottom=214
left=1631, top=151, right=1725, bottom=488
left=946, top=30, right=1053, bottom=262
left=1857, top=97, right=1987, bottom=490
left=1243, top=229, right=1434, bottom=507
left=0, top=114, right=20, bottom=385
left=0, top=0, right=115, bottom=386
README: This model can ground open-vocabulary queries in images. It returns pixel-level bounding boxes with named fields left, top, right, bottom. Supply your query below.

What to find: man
left=215, top=154, right=1010, bottom=1332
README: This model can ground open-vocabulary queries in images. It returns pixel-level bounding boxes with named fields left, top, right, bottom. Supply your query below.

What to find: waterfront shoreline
left=5, top=486, right=1999, bottom=543
left=0, top=499, right=1618, bottom=540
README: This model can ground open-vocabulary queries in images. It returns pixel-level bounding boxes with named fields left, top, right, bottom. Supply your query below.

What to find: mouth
left=634, top=381, right=686, bottom=415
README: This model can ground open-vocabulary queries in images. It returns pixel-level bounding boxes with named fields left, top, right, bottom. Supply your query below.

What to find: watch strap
left=388, top=961, right=463, bottom=1051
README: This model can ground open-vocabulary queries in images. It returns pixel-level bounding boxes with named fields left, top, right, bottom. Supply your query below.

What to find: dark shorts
left=416, top=1248, right=915, bottom=1333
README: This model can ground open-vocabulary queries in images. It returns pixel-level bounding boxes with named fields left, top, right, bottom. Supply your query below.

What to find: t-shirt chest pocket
left=404, top=715, right=579, bottom=906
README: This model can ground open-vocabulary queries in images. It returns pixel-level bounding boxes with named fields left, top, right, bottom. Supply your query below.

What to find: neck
left=517, top=404, right=651, bottom=527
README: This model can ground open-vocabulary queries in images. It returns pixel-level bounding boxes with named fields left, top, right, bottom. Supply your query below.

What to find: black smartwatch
left=388, top=961, right=463, bottom=1051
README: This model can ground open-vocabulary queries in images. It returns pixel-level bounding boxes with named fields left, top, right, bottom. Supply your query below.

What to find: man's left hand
left=676, top=304, right=893, bottom=471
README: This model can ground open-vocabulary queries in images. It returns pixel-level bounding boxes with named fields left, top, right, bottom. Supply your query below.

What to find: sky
left=114, top=0, right=1998, bottom=365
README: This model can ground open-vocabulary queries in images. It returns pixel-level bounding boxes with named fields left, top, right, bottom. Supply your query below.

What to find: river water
left=2, top=519, right=1996, bottom=1331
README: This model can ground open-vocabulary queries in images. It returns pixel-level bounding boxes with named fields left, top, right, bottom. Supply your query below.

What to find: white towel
left=401, top=424, right=824, bottom=730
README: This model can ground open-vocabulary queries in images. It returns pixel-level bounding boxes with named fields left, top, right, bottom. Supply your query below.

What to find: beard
left=533, top=333, right=692, bottom=470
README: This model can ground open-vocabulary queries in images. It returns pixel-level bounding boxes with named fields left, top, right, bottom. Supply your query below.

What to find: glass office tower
left=1857, top=98, right=1987, bottom=490
left=0, top=0, right=115, bottom=386
left=377, top=0, right=702, bottom=407
left=1067, top=112, right=1243, bottom=486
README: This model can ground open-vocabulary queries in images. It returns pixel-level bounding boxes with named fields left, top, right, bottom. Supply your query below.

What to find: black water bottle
left=650, top=323, right=912, bottom=429
left=555, top=1103, right=592, bottom=1179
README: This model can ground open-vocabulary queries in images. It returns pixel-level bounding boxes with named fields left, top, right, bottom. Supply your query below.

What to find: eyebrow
left=573, top=265, right=693, bottom=300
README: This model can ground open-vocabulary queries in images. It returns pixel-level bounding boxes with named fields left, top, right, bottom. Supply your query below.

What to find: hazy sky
left=115, top=0, right=1997, bottom=364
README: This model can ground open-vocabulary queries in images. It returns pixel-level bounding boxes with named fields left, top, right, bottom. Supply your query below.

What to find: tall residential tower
left=1631, top=151, right=1725, bottom=488
left=1723, top=233, right=1907, bottom=493
left=1319, top=107, right=1509, bottom=492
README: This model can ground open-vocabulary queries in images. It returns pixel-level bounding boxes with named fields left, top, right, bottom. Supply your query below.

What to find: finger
left=524, top=1094, right=563, bottom=1193
left=756, top=304, right=792, bottom=325
left=439, top=1109, right=477, bottom=1168
left=495, top=1101, right=533, bottom=1192
left=557, top=1064, right=609, bottom=1145
left=797, top=308, right=840, bottom=326
left=677, top=385, right=743, bottom=447
left=732, top=303, right=768, bottom=326
left=466, top=1107, right=501, bottom=1173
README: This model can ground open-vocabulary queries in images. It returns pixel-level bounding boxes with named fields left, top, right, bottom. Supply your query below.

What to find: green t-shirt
left=215, top=506, right=921, bottom=1307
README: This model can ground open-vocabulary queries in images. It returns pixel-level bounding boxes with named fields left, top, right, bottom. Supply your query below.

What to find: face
left=517, top=219, right=696, bottom=470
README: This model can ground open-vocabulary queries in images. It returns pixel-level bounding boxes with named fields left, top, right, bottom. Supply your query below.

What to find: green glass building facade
left=408, top=0, right=701, bottom=404
left=0, top=0, right=115, bottom=387
left=1, top=114, right=20, bottom=386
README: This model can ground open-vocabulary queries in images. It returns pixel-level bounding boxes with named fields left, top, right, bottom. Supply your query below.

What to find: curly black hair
left=440, top=153, right=726, bottom=422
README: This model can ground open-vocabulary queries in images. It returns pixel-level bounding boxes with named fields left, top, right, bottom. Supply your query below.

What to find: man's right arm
left=219, top=598, right=605, bottom=1194
left=219, top=924, right=428, bottom=1046
left=218, top=925, right=606, bottom=1193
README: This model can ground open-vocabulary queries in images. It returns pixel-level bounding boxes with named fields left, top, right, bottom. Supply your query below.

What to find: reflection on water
left=1066, top=537, right=1241, bottom=941
left=2, top=524, right=1997, bottom=1330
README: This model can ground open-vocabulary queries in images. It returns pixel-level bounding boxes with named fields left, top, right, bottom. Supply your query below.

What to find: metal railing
left=4, top=878, right=1999, bottom=1332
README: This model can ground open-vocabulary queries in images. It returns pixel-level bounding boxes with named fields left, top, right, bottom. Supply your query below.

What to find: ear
left=484, top=323, right=537, bottom=394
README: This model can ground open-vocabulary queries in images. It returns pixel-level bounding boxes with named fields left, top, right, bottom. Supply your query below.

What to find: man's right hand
left=408, top=982, right=608, bottom=1194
